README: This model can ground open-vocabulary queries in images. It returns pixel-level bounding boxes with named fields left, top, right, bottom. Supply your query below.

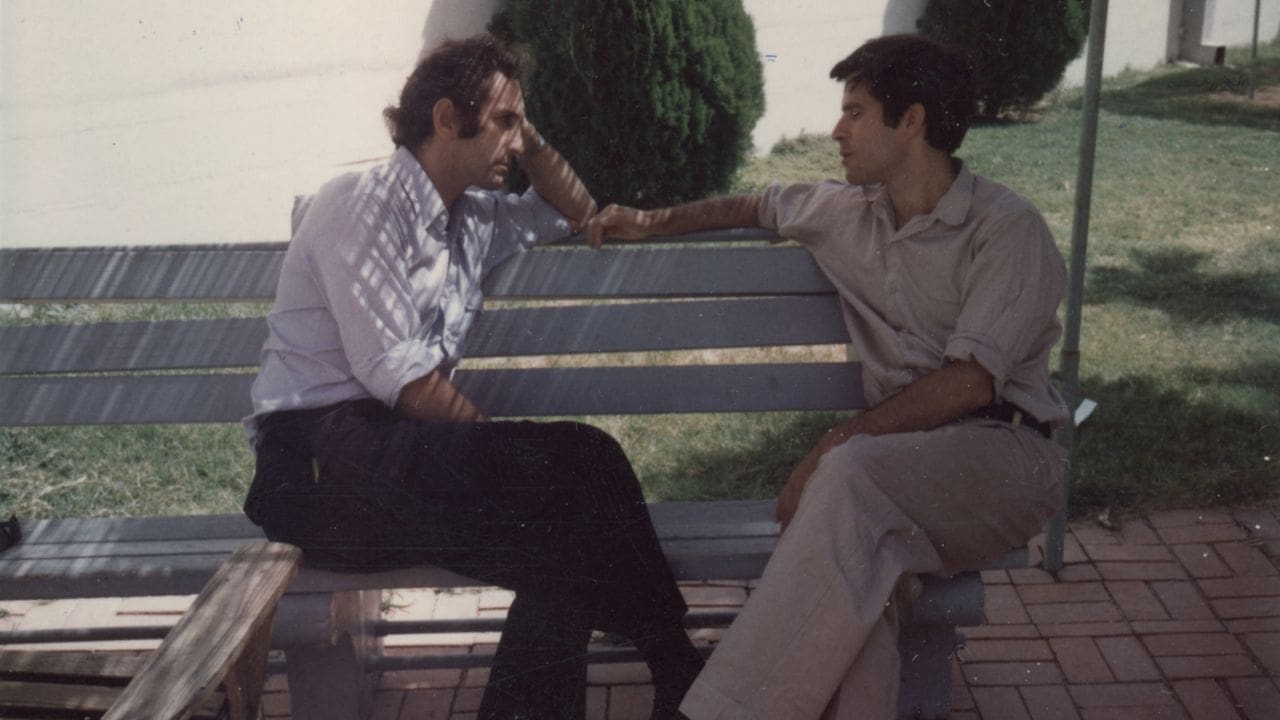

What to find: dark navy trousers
left=246, top=399, right=697, bottom=719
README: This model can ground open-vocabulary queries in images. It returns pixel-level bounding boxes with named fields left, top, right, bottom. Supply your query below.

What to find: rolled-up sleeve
left=757, top=182, right=830, bottom=240
left=944, top=208, right=1066, bottom=397
left=303, top=192, right=445, bottom=407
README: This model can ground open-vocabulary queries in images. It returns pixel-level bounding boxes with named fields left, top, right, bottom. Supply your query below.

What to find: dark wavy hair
left=383, top=34, right=527, bottom=151
left=829, top=35, right=976, bottom=154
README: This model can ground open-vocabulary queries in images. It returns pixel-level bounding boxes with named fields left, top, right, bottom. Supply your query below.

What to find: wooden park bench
left=0, top=220, right=1028, bottom=718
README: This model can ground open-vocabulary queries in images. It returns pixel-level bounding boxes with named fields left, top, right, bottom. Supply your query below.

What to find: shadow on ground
left=1088, top=246, right=1279, bottom=325
left=650, top=364, right=1278, bottom=517
left=1098, top=62, right=1280, bottom=132
left=647, top=411, right=841, bottom=502
left=1070, top=367, right=1278, bottom=513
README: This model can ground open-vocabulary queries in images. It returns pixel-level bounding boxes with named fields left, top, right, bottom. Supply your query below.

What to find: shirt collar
left=929, top=159, right=973, bottom=227
left=389, top=146, right=449, bottom=232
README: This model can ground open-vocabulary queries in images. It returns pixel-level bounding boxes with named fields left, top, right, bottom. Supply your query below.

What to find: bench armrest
left=104, top=541, right=301, bottom=720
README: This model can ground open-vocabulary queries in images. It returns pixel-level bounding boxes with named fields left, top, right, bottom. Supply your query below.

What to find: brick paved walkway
left=3, top=500, right=1277, bottom=719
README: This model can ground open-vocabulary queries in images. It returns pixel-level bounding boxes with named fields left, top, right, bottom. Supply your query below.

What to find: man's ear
left=432, top=98, right=458, bottom=139
left=896, top=102, right=927, bottom=140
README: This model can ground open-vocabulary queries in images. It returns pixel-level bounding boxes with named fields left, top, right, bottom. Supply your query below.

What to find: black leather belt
left=968, top=402, right=1052, bottom=439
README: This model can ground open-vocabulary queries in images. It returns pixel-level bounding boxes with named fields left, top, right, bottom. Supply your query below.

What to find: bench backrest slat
left=0, top=362, right=863, bottom=426
left=1, top=243, right=834, bottom=303
left=1, top=297, right=849, bottom=374
left=485, top=245, right=832, bottom=298
left=0, top=247, right=287, bottom=303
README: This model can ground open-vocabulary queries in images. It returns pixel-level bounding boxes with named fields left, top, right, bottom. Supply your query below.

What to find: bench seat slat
left=4, top=538, right=251, bottom=562
left=17, top=514, right=261, bottom=545
left=12, top=501, right=776, bottom=548
left=0, top=539, right=778, bottom=599
left=0, top=650, right=147, bottom=682
left=7, top=516, right=781, bottom=564
left=1, top=297, right=850, bottom=374
left=0, top=679, right=124, bottom=713
left=0, top=673, right=224, bottom=719
left=0, top=502, right=782, bottom=599
left=0, top=245, right=830, bottom=302
left=0, top=362, right=864, bottom=426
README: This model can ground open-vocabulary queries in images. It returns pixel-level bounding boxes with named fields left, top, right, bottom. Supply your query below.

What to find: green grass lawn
left=3, top=44, right=1278, bottom=520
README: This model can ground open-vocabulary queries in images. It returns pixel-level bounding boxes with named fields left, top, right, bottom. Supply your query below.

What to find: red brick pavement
left=4, top=501, right=1277, bottom=718
left=319, top=500, right=1280, bottom=719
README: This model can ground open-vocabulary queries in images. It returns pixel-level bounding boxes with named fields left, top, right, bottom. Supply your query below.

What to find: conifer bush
left=492, top=0, right=765, bottom=207
left=918, top=0, right=1090, bottom=119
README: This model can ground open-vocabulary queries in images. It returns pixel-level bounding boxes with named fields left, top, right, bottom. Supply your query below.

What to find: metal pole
left=1044, top=0, right=1109, bottom=573
left=1249, top=0, right=1261, bottom=100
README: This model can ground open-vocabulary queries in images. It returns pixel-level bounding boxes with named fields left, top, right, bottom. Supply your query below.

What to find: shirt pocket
left=895, top=240, right=966, bottom=336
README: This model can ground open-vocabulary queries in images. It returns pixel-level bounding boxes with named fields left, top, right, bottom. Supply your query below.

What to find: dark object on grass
left=0, top=515, right=20, bottom=553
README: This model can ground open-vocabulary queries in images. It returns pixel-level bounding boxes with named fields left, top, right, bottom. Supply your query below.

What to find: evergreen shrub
left=492, top=0, right=765, bottom=207
left=918, top=0, right=1090, bottom=119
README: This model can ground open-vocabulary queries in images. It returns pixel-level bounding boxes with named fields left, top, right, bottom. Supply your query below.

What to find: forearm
left=520, top=129, right=596, bottom=229
left=777, top=357, right=996, bottom=529
left=638, top=195, right=761, bottom=237
left=817, top=359, right=995, bottom=452
left=395, top=369, right=487, bottom=423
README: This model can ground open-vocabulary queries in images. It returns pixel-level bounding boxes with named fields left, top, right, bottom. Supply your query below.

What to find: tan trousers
left=680, top=419, right=1066, bottom=720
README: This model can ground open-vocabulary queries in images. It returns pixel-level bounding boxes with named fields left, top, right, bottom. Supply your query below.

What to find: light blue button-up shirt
left=245, top=147, right=571, bottom=443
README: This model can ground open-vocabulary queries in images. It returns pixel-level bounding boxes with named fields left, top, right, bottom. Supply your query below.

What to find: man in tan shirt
left=586, top=35, right=1068, bottom=719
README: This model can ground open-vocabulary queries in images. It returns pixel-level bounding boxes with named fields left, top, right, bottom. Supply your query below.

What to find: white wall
left=1062, top=1, right=1178, bottom=86
left=1202, top=0, right=1280, bottom=46
left=1, top=0, right=501, bottom=247
left=744, top=1, right=874, bottom=152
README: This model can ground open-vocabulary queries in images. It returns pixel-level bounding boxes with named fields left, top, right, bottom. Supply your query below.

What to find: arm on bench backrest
left=104, top=541, right=301, bottom=720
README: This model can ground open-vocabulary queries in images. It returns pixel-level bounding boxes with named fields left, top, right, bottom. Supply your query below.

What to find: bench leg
left=273, top=590, right=382, bottom=720
left=224, top=615, right=275, bottom=720
left=896, top=623, right=961, bottom=720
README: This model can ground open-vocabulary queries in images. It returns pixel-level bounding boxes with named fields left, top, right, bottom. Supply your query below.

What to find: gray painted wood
left=0, top=244, right=829, bottom=302
left=14, top=501, right=776, bottom=545
left=482, top=245, right=833, bottom=298
left=0, top=318, right=269, bottom=374
left=897, top=624, right=961, bottom=719
left=0, top=362, right=864, bottom=426
left=8, top=501, right=779, bottom=562
left=1, top=297, right=849, bottom=374
left=1, top=500, right=991, bottom=626
left=0, top=373, right=257, bottom=426
left=17, top=513, right=261, bottom=545
left=4, top=537, right=251, bottom=562
left=464, top=295, right=848, bottom=357
left=0, top=649, right=148, bottom=680
left=0, top=246, right=287, bottom=302
left=453, top=362, right=865, bottom=417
